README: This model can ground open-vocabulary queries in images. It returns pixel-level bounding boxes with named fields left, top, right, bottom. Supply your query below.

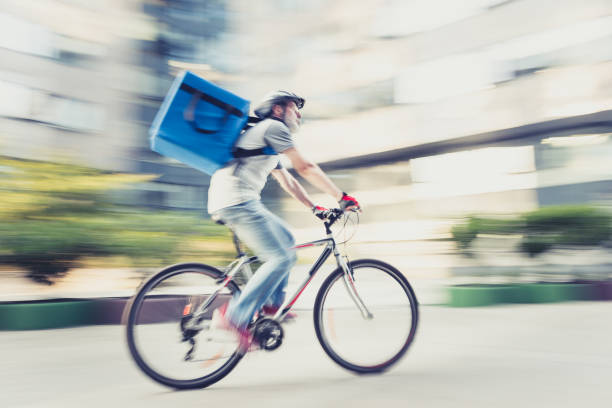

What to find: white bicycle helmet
left=253, top=90, right=305, bottom=118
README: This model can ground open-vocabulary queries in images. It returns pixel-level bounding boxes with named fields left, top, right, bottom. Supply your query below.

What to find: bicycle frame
left=190, top=226, right=372, bottom=328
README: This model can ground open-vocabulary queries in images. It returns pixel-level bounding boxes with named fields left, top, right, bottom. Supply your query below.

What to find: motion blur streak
left=0, top=0, right=611, bottom=406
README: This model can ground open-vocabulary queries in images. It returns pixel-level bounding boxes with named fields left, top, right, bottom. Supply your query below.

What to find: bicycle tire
left=125, top=262, right=243, bottom=389
left=313, top=259, right=419, bottom=374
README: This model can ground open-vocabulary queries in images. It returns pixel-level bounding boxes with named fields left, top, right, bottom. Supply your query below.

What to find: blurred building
left=0, top=0, right=164, bottom=171
left=1, top=0, right=611, bottom=225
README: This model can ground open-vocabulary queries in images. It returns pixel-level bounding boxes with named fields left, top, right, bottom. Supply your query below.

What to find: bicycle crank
left=253, top=318, right=284, bottom=351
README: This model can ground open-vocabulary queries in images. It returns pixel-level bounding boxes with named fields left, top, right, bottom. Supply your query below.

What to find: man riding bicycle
left=207, top=90, right=360, bottom=351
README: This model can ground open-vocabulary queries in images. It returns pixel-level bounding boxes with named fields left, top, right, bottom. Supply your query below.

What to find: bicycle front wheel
left=314, top=259, right=418, bottom=374
left=125, top=263, right=243, bottom=389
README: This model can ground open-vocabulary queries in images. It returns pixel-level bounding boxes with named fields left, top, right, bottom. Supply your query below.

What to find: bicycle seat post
left=213, top=215, right=246, bottom=258
left=232, top=230, right=246, bottom=258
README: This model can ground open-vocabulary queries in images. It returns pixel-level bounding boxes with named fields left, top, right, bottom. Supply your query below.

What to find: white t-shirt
left=207, top=118, right=294, bottom=214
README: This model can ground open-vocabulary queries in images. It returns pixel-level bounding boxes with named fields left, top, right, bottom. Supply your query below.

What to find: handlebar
left=323, top=208, right=358, bottom=234
left=324, top=208, right=344, bottom=228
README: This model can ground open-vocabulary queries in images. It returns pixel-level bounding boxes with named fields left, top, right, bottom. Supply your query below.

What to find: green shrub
left=451, top=223, right=478, bottom=250
left=451, top=216, right=521, bottom=250
left=523, top=205, right=611, bottom=246
left=451, top=205, right=611, bottom=257
left=0, top=156, right=231, bottom=283
left=519, top=236, right=554, bottom=257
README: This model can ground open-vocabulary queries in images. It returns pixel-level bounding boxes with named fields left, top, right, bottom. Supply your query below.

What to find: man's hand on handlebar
left=338, top=192, right=361, bottom=212
left=312, top=206, right=356, bottom=225
left=312, top=192, right=361, bottom=221
left=312, top=205, right=334, bottom=220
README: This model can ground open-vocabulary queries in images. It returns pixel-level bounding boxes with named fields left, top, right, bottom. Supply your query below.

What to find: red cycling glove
left=312, top=205, right=332, bottom=220
left=338, top=192, right=360, bottom=211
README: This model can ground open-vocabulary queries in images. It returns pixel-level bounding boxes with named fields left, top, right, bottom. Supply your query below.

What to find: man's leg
left=216, top=200, right=297, bottom=329
left=261, top=209, right=296, bottom=310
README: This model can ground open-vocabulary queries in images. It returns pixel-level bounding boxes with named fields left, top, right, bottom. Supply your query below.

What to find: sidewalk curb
left=0, top=294, right=242, bottom=331
left=0, top=299, right=98, bottom=330
left=0, top=297, right=136, bottom=330
left=448, top=280, right=612, bottom=307
left=2, top=280, right=611, bottom=330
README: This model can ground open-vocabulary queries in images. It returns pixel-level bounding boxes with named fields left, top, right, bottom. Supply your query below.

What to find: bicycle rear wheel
left=314, top=259, right=418, bottom=374
left=125, top=263, right=243, bottom=389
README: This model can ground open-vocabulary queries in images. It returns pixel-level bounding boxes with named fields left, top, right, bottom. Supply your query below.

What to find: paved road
left=2, top=302, right=612, bottom=408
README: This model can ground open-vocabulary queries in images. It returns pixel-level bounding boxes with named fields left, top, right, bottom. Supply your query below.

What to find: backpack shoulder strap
left=232, top=116, right=276, bottom=158
left=232, top=147, right=268, bottom=158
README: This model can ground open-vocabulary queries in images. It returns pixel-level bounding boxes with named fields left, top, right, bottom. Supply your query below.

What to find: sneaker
left=210, top=303, right=230, bottom=330
left=211, top=303, right=253, bottom=353
left=261, top=305, right=297, bottom=322
left=235, top=326, right=254, bottom=353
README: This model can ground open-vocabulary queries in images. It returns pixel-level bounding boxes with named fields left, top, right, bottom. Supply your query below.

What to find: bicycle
left=125, top=208, right=419, bottom=389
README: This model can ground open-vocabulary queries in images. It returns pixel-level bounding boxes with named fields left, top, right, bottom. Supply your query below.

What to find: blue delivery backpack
left=149, top=71, right=273, bottom=175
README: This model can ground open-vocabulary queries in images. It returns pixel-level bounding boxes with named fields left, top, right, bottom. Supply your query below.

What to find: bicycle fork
left=334, top=247, right=373, bottom=320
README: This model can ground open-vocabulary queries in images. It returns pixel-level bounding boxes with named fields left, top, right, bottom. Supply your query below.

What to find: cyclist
left=207, top=90, right=360, bottom=351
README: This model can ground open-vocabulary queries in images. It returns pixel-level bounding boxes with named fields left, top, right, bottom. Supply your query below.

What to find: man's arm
left=270, top=167, right=316, bottom=209
left=281, top=147, right=343, bottom=201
